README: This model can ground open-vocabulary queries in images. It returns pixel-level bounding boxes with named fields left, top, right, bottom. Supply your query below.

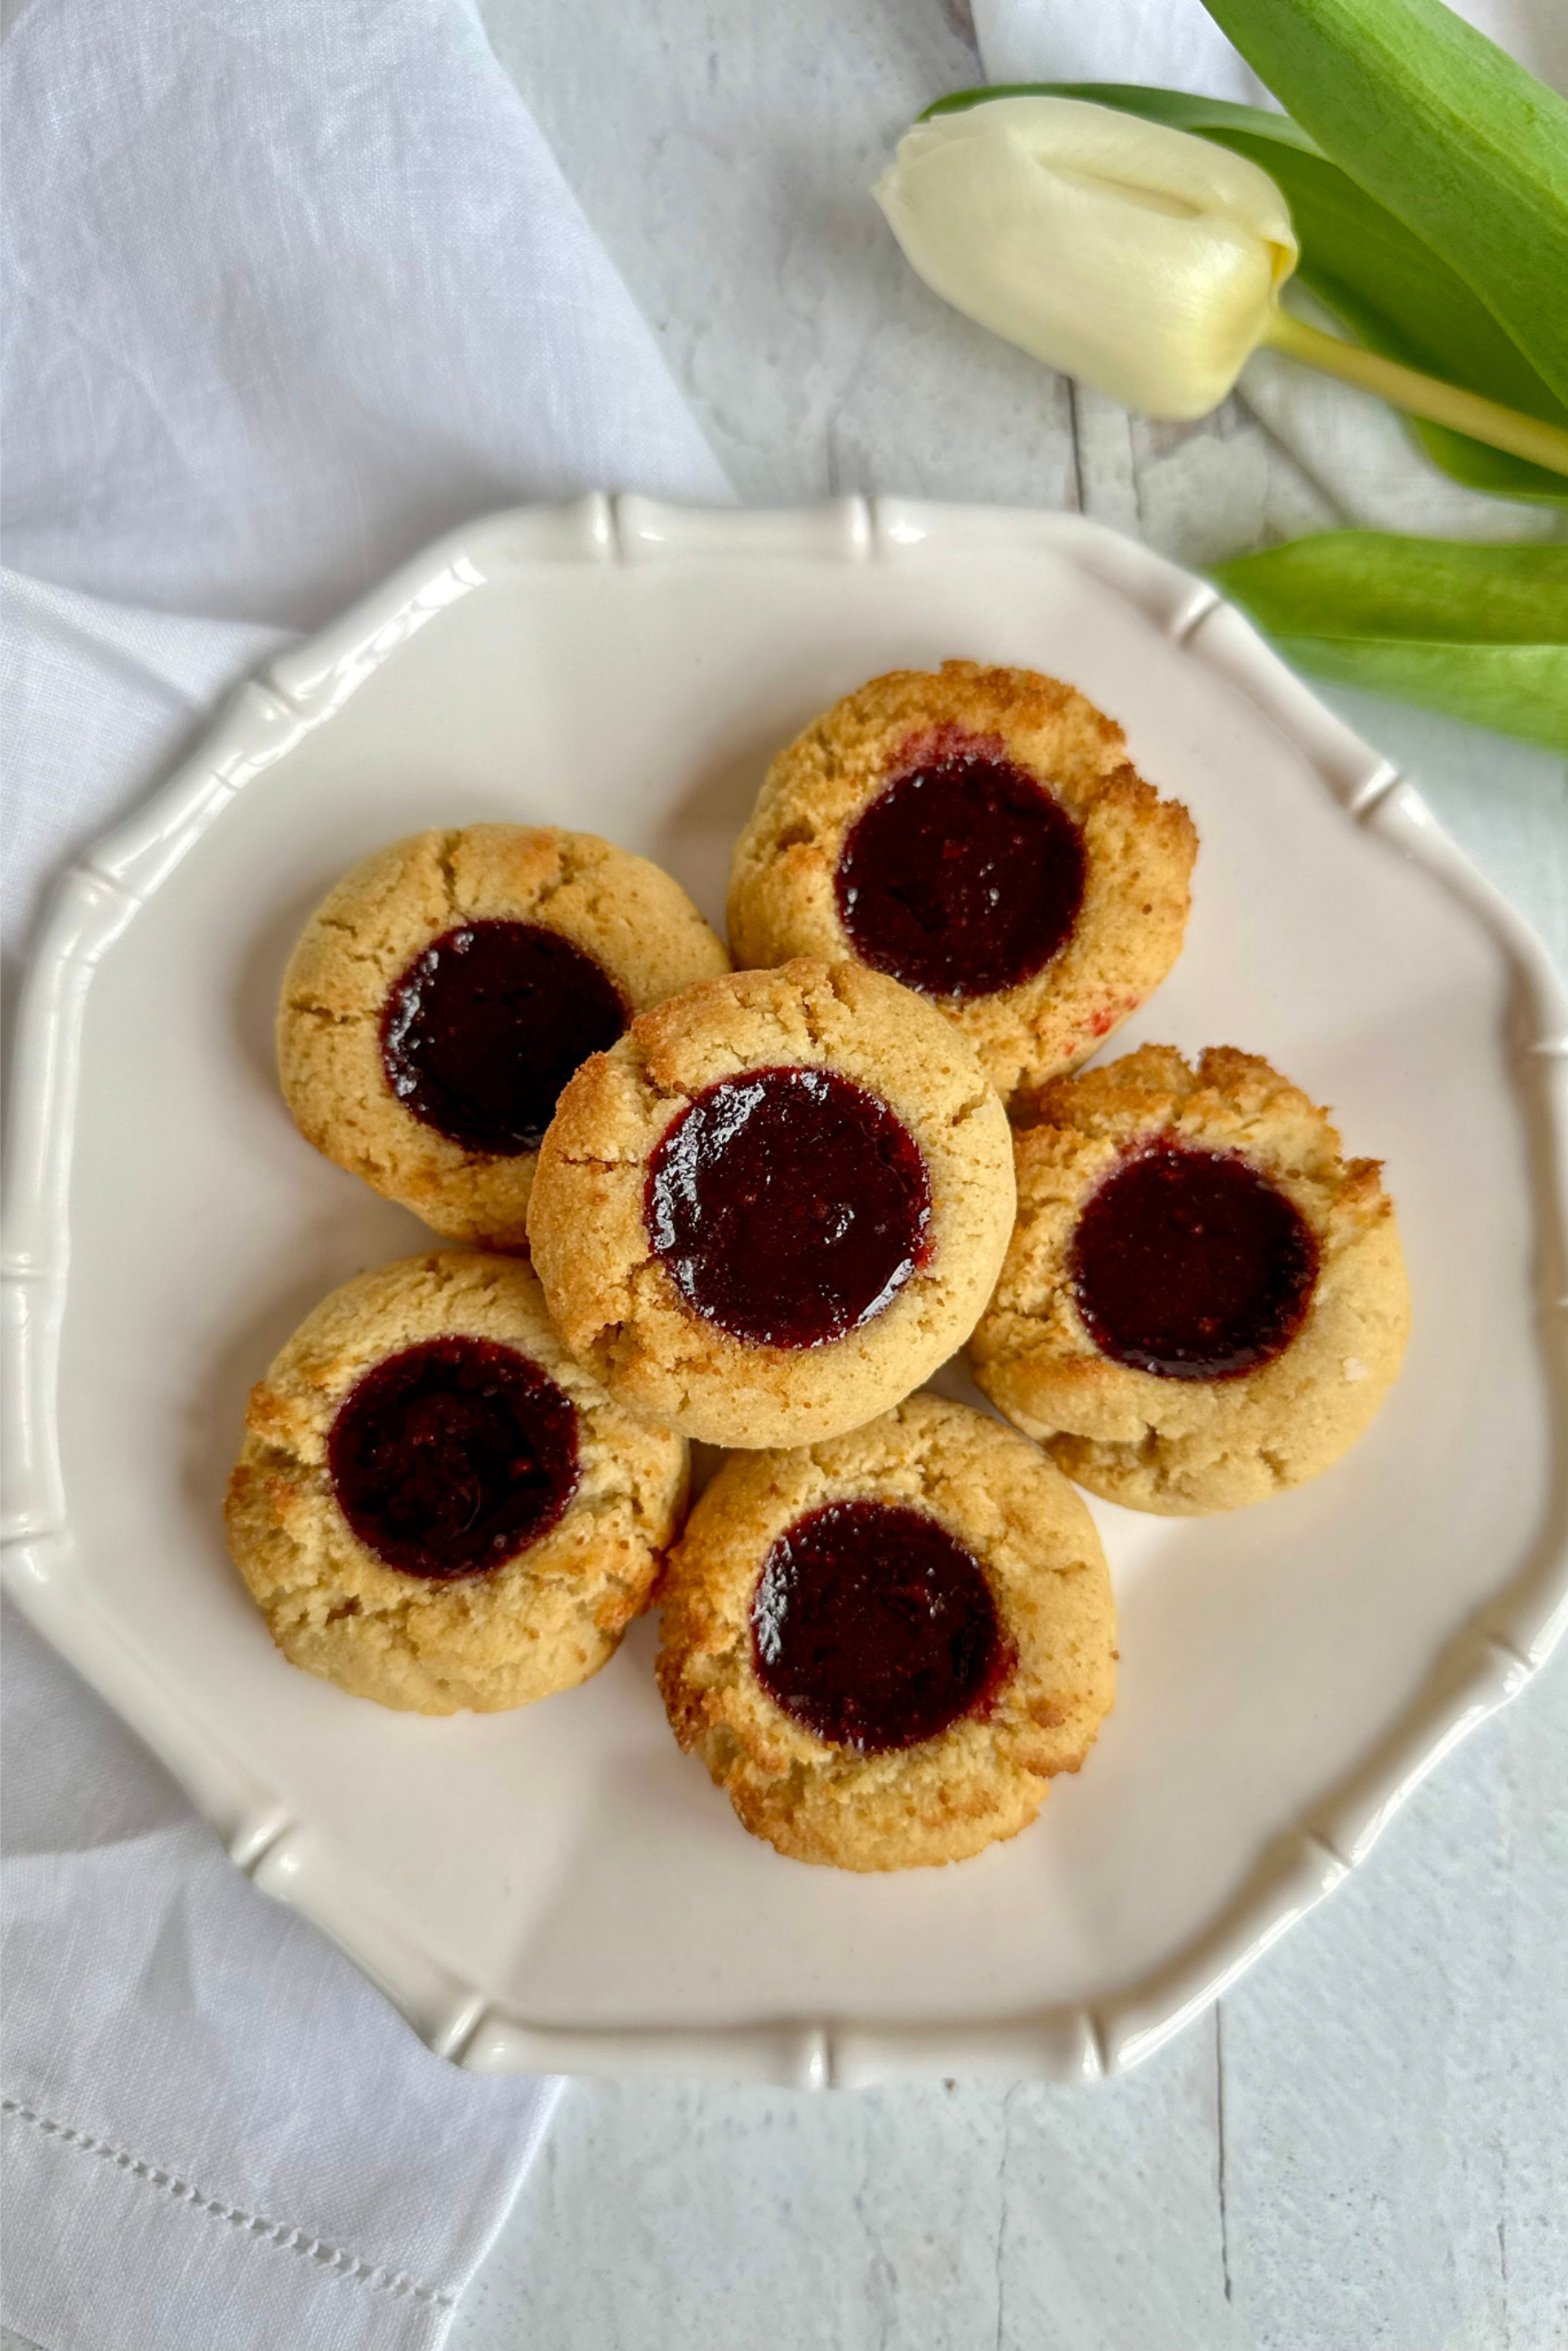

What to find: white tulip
left=874, top=96, right=1299, bottom=421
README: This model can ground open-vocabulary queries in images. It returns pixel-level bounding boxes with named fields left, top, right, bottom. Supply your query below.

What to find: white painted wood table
left=444, top=6, right=1568, bottom=2347
left=11, top=10, right=1554, bottom=2349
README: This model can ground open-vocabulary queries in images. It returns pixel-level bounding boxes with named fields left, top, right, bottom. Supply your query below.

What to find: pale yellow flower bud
left=875, top=97, right=1299, bottom=421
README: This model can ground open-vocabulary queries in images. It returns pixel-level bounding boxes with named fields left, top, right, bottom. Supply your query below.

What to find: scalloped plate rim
left=4, top=493, right=1565, bottom=2088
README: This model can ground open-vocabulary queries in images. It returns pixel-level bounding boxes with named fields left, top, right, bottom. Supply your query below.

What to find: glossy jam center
left=644, top=1066, right=932, bottom=1349
left=1070, top=1141, right=1319, bottom=1381
left=835, top=746, right=1086, bottom=999
left=327, top=1336, right=580, bottom=1577
left=381, top=921, right=627, bottom=1157
left=751, top=1500, right=1008, bottom=1751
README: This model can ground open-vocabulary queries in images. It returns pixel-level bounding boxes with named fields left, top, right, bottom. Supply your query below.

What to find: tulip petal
left=929, top=84, right=1568, bottom=506
left=875, top=97, right=1297, bottom=421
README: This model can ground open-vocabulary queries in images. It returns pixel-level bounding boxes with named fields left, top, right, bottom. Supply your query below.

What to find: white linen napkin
left=1, top=3, right=724, bottom=2348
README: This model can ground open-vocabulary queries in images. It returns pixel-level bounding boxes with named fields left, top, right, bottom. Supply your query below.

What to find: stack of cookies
left=227, top=662, right=1409, bottom=1871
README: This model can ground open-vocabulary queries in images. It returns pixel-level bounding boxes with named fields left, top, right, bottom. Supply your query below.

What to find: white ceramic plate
left=6, top=497, right=1566, bottom=2086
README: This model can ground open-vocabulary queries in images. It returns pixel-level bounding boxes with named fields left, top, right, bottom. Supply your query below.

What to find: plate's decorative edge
left=4, top=496, right=1566, bottom=2089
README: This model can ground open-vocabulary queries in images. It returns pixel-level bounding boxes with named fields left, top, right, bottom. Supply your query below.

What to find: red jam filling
left=327, top=1336, right=580, bottom=1577
left=751, top=1500, right=1009, bottom=1751
left=1069, top=1141, right=1319, bottom=1381
left=644, top=1066, right=932, bottom=1349
left=835, top=746, right=1086, bottom=999
left=381, top=920, right=626, bottom=1157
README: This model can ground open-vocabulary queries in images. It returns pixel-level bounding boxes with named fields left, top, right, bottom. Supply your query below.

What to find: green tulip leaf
left=1196, top=0, right=1568, bottom=413
left=1212, top=534, right=1568, bottom=749
left=924, top=84, right=1568, bottom=504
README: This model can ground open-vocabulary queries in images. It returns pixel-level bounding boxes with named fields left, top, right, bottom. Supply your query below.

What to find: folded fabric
left=3, top=1626, right=555, bottom=2351
left=1, top=2, right=723, bottom=2346
left=2, top=0, right=726, bottom=635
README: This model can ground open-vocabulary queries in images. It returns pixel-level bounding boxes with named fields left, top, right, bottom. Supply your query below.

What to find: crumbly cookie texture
left=657, top=1394, right=1116, bottom=1870
left=527, top=959, right=1017, bottom=1448
left=224, top=1251, right=688, bottom=1713
left=727, top=662, right=1196, bottom=1101
left=969, top=1045, right=1410, bottom=1515
left=278, top=825, right=730, bottom=1249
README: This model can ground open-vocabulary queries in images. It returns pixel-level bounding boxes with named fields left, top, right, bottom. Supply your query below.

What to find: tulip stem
left=1263, top=310, right=1568, bottom=479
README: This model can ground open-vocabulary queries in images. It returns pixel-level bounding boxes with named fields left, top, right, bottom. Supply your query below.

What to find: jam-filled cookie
left=278, top=826, right=729, bottom=1249
left=657, top=1394, right=1116, bottom=1869
left=224, top=1252, right=688, bottom=1712
left=727, top=662, right=1196, bottom=1102
left=969, top=1046, right=1410, bottom=1514
left=526, top=959, right=1015, bottom=1448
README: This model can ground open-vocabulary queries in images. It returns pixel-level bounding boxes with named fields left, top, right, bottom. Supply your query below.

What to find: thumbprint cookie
left=969, top=1045, right=1410, bottom=1513
left=278, top=825, right=729, bottom=1249
left=225, top=1252, right=688, bottom=1712
left=727, top=662, right=1196, bottom=1102
left=526, top=960, right=1016, bottom=1448
left=657, top=1394, right=1117, bottom=1869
